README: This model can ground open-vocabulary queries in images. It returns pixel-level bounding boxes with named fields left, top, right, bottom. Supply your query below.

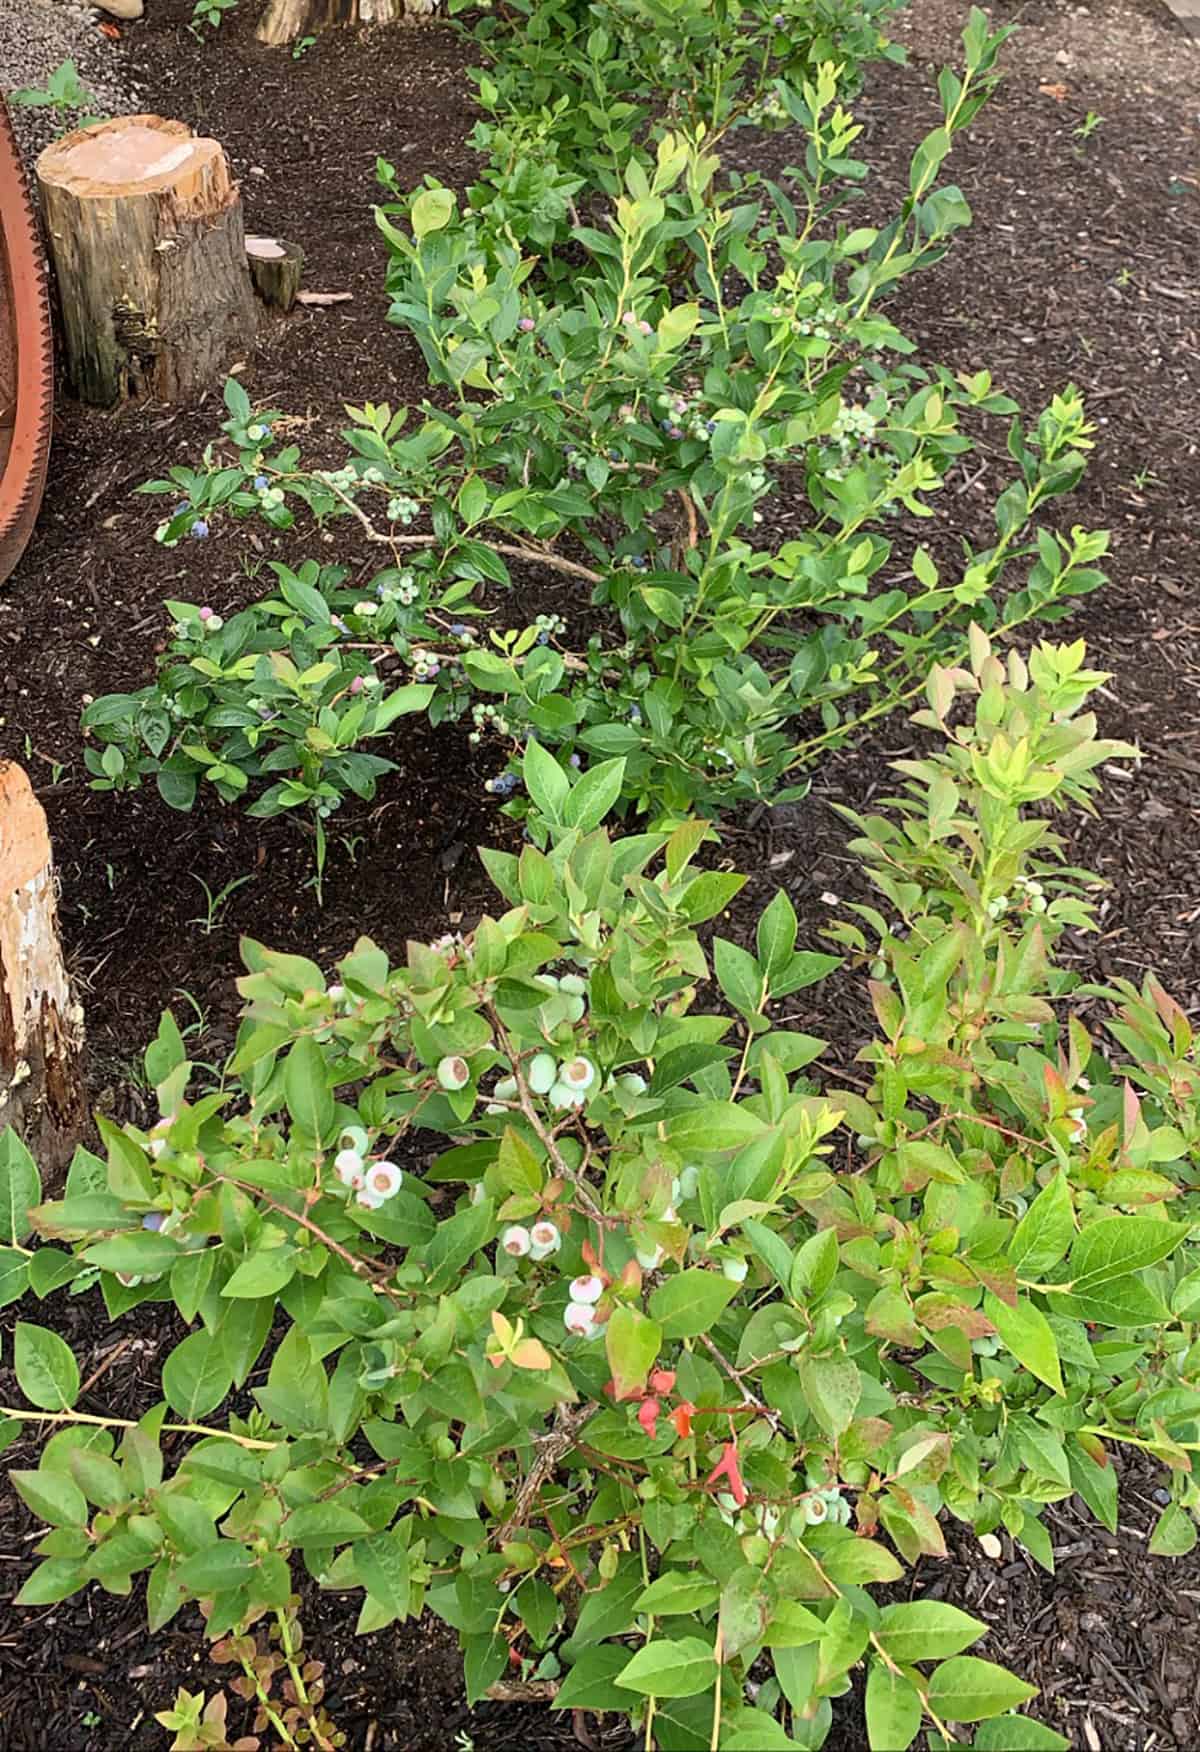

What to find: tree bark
left=36, top=115, right=258, bottom=408
left=246, top=235, right=305, bottom=314
left=0, top=764, right=84, bottom=1174
left=256, top=0, right=430, bottom=46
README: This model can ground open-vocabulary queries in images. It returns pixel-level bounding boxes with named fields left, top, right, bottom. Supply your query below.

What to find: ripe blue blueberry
left=190, top=520, right=210, bottom=539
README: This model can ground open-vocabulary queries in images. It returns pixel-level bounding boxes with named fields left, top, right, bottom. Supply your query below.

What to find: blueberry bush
left=83, top=8, right=1107, bottom=844
left=7, top=636, right=1200, bottom=1750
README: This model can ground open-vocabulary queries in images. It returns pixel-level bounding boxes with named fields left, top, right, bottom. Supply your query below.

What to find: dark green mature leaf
left=927, top=1656, right=1037, bottom=1721
left=1008, top=1174, right=1073, bottom=1278
left=985, top=1293, right=1063, bottom=1394
left=865, top=1660, right=922, bottom=1752
left=714, top=938, right=764, bottom=1018
left=11, top=1468, right=89, bottom=1528
left=285, top=1501, right=371, bottom=1546
left=82, top=1232, right=181, bottom=1276
left=421, top=1197, right=494, bottom=1292
left=572, top=1554, right=642, bottom=1645
left=666, top=1103, right=767, bottom=1152
left=551, top=1646, right=633, bottom=1712
left=719, top=1565, right=776, bottom=1658
left=616, top=1636, right=716, bottom=1698
left=1148, top=1503, right=1198, bottom=1557
left=220, top=1247, right=298, bottom=1299
left=463, top=1630, right=508, bottom=1704
left=355, top=1530, right=412, bottom=1623
left=756, top=889, right=798, bottom=980
left=163, top=1330, right=235, bottom=1420
left=176, top=1541, right=260, bottom=1593
left=1056, top=1275, right=1169, bottom=1327
left=973, top=1719, right=1068, bottom=1751
left=649, top=1269, right=738, bottom=1339
left=13, top=1557, right=89, bottom=1605
left=14, top=1323, right=80, bottom=1411
left=283, top=1036, right=335, bottom=1140
left=0, top=1128, right=40, bottom=1246
left=875, top=1601, right=987, bottom=1664
left=1066, top=1438, right=1118, bottom=1534
left=253, top=1326, right=328, bottom=1433
left=798, top=1354, right=860, bottom=1438
left=28, top=1247, right=81, bottom=1298
left=0, top=1247, right=29, bottom=1309
left=1068, top=1217, right=1188, bottom=1291
left=605, top=1305, right=662, bottom=1399
left=635, top=1573, right=719, bottom=1615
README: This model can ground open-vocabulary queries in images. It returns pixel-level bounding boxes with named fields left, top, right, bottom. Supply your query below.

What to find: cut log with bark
left=36, top=115, right=258, bottom=408
left=246, top=235, right=305, bottom=314
left=256, top=0, right=433, bottom=47
left=0, top=764, right=84, bottom=1174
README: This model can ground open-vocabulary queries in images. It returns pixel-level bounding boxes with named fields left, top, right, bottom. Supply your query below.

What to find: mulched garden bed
left=1, top=0, right=1199, bottom=1744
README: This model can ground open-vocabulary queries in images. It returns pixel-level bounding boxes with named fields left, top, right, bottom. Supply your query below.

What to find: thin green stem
left=0, top=1404, right=278, bottom=1450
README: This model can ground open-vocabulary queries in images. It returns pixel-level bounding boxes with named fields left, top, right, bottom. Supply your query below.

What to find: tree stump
left=36, top=115, right=258, bottom=408
left=0, top=764, right=84, bottom=1174
left=256, top=0, right=426, bottom=47
left=246, top=235, right=305, bottom=314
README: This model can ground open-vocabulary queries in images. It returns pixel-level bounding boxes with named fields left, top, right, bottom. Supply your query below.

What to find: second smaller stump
left=246, top=235, right=305, bottom=315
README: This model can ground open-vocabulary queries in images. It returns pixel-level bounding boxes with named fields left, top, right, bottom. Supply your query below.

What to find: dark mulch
left=2, top=0, right=1199, bottom=1744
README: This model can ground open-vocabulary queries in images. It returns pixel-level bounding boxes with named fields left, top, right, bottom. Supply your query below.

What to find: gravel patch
left=1, top=0, right=135, bottom=167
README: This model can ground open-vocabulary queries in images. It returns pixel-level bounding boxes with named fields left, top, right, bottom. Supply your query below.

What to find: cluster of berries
left=469, top=700, right=511, bottom=747
left=534, top=612, right=566, bottom=646
left=1067, top=1074, right=1090, bottom=1145
left=194, top=605, right=225, bottom=635
left=409, top=646, right=441, bottom=681
left=533, top=970, right=587, bottom=1021
left=155, top=503, right=209, bottom=547
left=387, top=494, right=420, bottom=525
left=653, top=390, right=717, bottom=444
left=497, top=1223, right=604, bottom=1337
left=485, top=770, right=521, bottom=798
left=376, top=569, right=421, bottom=607
left=745, top=91, right=788, bottom=127
left=511, top=1051, right=595, bottom=1107
left=317, top=465, right=361, bottom=493
left=986, top=873, right=1050, bottom=920
left=620, top=310, right=655, bottom=338
left=331, top=1126, right=404, bottom=1210
left=245, top=423, right=272, bottom=443
left=831, top=400, right=881, bottom=449
left=823, top=396, right=886, bottom=483
left=501, top=1219, right=563, bottom=1262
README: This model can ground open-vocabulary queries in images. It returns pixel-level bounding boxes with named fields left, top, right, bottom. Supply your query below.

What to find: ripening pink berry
left=564, top=1300, right=596, bottom=1335
left=366, top=1160, right=402, bottom=1200
left=530, top=1220, right=561, bottom=1259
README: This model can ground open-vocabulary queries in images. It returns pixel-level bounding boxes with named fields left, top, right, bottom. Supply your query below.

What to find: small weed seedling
left=8, top=59, right=106, bottom=130
left=1073, top=109, right=1104, bottom=147
left=190, top=0, right=238, bottom=36
left=187, top=872, right=256, bottom=936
